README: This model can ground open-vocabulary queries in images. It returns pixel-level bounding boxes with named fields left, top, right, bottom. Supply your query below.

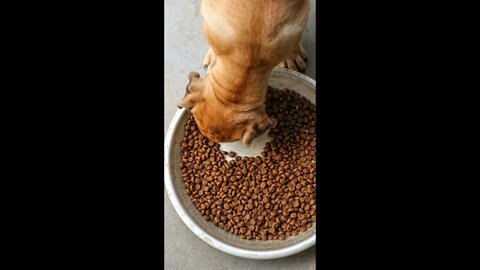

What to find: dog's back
left=201, top=0, right=309, bottom=68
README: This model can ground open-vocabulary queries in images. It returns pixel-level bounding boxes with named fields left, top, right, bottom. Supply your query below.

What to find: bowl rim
left=164, top=68, right=316, bottom=260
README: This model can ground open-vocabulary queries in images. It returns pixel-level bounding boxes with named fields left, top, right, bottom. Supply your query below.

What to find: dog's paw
left=277, top=42, right=307, bottom=72
left=203, top=47, right=217, bottom=73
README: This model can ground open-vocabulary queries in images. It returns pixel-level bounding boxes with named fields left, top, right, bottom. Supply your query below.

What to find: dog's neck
left=207, top=58, right=272, bottom=108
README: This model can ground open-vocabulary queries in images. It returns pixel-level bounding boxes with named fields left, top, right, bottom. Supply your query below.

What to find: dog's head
left=178, top=72, right=277, bottom=145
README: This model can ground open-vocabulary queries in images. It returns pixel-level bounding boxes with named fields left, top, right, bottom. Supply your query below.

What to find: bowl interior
left=166, top=68, right=316, bottom=252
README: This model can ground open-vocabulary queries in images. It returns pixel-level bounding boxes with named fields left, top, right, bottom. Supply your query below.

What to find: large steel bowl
left=164, top=68, right=316, bottom=259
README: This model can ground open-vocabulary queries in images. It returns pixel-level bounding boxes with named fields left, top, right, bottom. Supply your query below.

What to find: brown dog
left=178, top=0, right=309, bottom=145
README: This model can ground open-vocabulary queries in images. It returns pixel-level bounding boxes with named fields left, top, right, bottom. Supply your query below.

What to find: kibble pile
left=180, top=87, right=316, bottom=241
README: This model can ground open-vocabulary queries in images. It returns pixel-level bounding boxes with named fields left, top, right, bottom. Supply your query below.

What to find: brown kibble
left=181, top=88, right=316, bottom=241
left=287, top=182, right=295, bottom=191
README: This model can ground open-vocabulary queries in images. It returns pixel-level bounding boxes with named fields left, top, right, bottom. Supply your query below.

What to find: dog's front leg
left=278, top=42, right=308, bottom=72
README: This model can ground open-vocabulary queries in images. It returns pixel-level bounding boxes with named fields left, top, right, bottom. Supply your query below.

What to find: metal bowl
left=164, top=68, right=316, bottom=259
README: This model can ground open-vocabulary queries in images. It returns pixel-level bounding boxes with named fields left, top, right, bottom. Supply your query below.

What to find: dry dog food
left=180, top=87, right=316, bottom=240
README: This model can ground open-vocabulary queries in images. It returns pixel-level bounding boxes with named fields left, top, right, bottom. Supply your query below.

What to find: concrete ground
left=164, top=0, right=316, bottom=269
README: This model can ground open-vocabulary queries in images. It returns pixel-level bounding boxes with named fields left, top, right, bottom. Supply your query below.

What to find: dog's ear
left=188, top=71, right=200, bottom=81
left=242, top=126, right=256, bottom=146
left=178, top=71, right=204, bottom=111
left=186, top=72, right=201, bottom=93
left=242, top=116, right=277, bottom=146
left=177, top=95, right=196, bottom=111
